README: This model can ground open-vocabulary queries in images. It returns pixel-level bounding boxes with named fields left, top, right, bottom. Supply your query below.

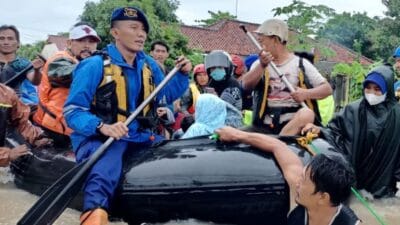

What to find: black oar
left=4, top=54, right=47, bottom=87
left=18, top=65, right=182, bottom=225
left=3, top=64, right=33, bottom=87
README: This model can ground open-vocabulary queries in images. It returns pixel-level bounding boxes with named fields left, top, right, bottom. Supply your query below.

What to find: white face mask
left=365, top=93, right=386, bottom=105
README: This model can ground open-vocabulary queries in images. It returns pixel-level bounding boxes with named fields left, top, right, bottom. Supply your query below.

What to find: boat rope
left=297, top=132, right=388, bottom=225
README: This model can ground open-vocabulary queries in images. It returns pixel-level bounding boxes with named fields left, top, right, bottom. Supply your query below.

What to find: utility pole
left=235, top=0, right=238, bottom=18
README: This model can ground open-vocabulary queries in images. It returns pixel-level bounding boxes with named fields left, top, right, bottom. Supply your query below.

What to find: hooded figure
left=182, top=94, right=242, bottom=138
left=182, top=94, right=227, bottom=138
left=320, top=65, right=400, bottom=198
left=205, top=50, right=242, bottom=111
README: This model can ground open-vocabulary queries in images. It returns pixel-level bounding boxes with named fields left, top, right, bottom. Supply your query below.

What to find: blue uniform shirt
left=64, top=44, right=189, bottom=150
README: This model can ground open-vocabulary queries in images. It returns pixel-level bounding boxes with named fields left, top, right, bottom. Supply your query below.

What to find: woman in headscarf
left=302, top=65, right=400, bottom=198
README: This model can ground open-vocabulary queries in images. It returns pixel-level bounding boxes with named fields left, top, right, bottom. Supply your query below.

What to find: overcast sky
left=0, top=0, right=387, bottom=44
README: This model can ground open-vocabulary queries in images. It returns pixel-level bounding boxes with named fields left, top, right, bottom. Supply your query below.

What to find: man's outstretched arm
left=215, top=126, right=303, bottom=208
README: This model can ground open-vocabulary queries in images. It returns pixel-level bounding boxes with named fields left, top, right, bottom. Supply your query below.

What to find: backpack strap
left=258, top=69, right=270, bottom=119
left=298, top=57, right=322, bottom=125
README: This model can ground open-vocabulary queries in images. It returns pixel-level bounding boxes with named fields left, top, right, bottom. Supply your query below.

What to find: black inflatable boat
left=10, top=136, right=334, bottom=225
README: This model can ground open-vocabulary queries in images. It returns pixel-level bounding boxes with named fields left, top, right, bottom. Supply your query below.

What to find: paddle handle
left=124, top=66, right=180, bottom=126
left=73, top=65, right=181, bottom=181
left=90, top=66, right=182, bottom=162
left=240, top=25, right=262, bottom=50
left=28, top=65, right=182, bottom=225
left=240, top=24, right=308, bottom=109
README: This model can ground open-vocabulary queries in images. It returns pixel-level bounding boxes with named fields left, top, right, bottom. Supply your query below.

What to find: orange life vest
left=33, top=51, right=77, bottom=136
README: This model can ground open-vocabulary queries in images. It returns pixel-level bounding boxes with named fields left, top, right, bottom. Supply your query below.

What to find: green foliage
left=273, top=0, right=335, bottom=34
left=317, top=41, right=336, bottom=58
left=357, top=0, right=400, bottom=60
left=161, top=24, right=191, bottom=68
left=186, top=49, right=204, bottom=67
left=367, top=17, right=400, bottom=60
left=185, top=49, right=205, bottom=79
left=79, top=0, right=188, bottom=55
left=382, top=0, right=400, bottom=18
left=17, top=41, right=46, bottom=60
left=318, top=12, right=378, bottom=59
left=272, top=0, right=335, bottom=57
left=273, top=0, right=400, bottom=61
left=332, top=62, right=368, bottom=101
left=152, top=0, right=179, bottom=23
left=195, top=10, right=236, bottom=26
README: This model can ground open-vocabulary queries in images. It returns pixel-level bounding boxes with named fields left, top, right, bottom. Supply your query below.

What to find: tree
left=366, top=17, right=400, bottom=60
left=18, top=41, right=45, bottom=60
left=79, top=0, right=190, bottom=68
left=195, top=10, right=236, bottom=26
left=382, top=0, right=400, bottom=18
left=367, top=0, right=400, bottom=61
left=152, top=0, right=179, bottom=23
left=318, top=12, right=377, bottom=59
left=273, top=0, right=335, bottom=35
left=272, top=0, right=335, bottom=56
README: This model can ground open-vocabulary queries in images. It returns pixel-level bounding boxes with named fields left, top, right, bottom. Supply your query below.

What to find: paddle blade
left=40, top=43, right=58, bottom=60
left=17, top=162, right=87, bottom=225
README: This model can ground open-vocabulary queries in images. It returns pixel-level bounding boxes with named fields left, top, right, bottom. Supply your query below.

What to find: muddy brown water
left=1, top=168, right=399, bottom=225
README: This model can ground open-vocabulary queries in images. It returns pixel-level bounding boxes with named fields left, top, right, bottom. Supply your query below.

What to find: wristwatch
left=96, top=121, right=104, bottom=133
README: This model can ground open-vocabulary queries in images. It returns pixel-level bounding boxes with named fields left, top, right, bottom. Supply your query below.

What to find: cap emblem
left=124, top=8, right=138, bottom=18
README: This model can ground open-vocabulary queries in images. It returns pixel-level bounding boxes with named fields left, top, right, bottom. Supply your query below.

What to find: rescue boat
left=10, top=135, right=335, bottom=225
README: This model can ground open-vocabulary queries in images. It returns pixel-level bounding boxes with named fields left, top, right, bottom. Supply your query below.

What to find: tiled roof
left=45, top=19, right=373, bottom=65
left=325, top=41, right=373, bottom=65
left=180, top=20, right=259, bottom=56
left=180, top=19, right=373, bottom=65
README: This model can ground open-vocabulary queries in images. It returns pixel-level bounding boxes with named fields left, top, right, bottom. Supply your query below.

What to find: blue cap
left=363, top=72, right=387, bottom=94
left=110, top=7, right=149, bottom=33
left=394, top=80, right=400, bottom=91
left=244, top=54, right=258, bottom=71
left=394, top=46, right=400, bottom=58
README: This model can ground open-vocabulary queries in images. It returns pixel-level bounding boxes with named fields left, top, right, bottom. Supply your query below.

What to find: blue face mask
left=210, top=68, right=226, bottom=81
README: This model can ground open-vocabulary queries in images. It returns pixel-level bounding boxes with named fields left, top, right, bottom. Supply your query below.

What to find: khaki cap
left=255, top=19, right=289, bottom=42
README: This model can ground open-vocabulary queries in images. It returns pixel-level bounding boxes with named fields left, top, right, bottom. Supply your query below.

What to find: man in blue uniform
left=64, top=7, right=191, bottom=225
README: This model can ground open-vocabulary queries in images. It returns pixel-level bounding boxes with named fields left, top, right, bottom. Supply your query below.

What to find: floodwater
left=0, top=167, right=213, bottom=225
left=349, top=187, right=400, bottom=225
left=1, top=167, right=399, bottom=225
